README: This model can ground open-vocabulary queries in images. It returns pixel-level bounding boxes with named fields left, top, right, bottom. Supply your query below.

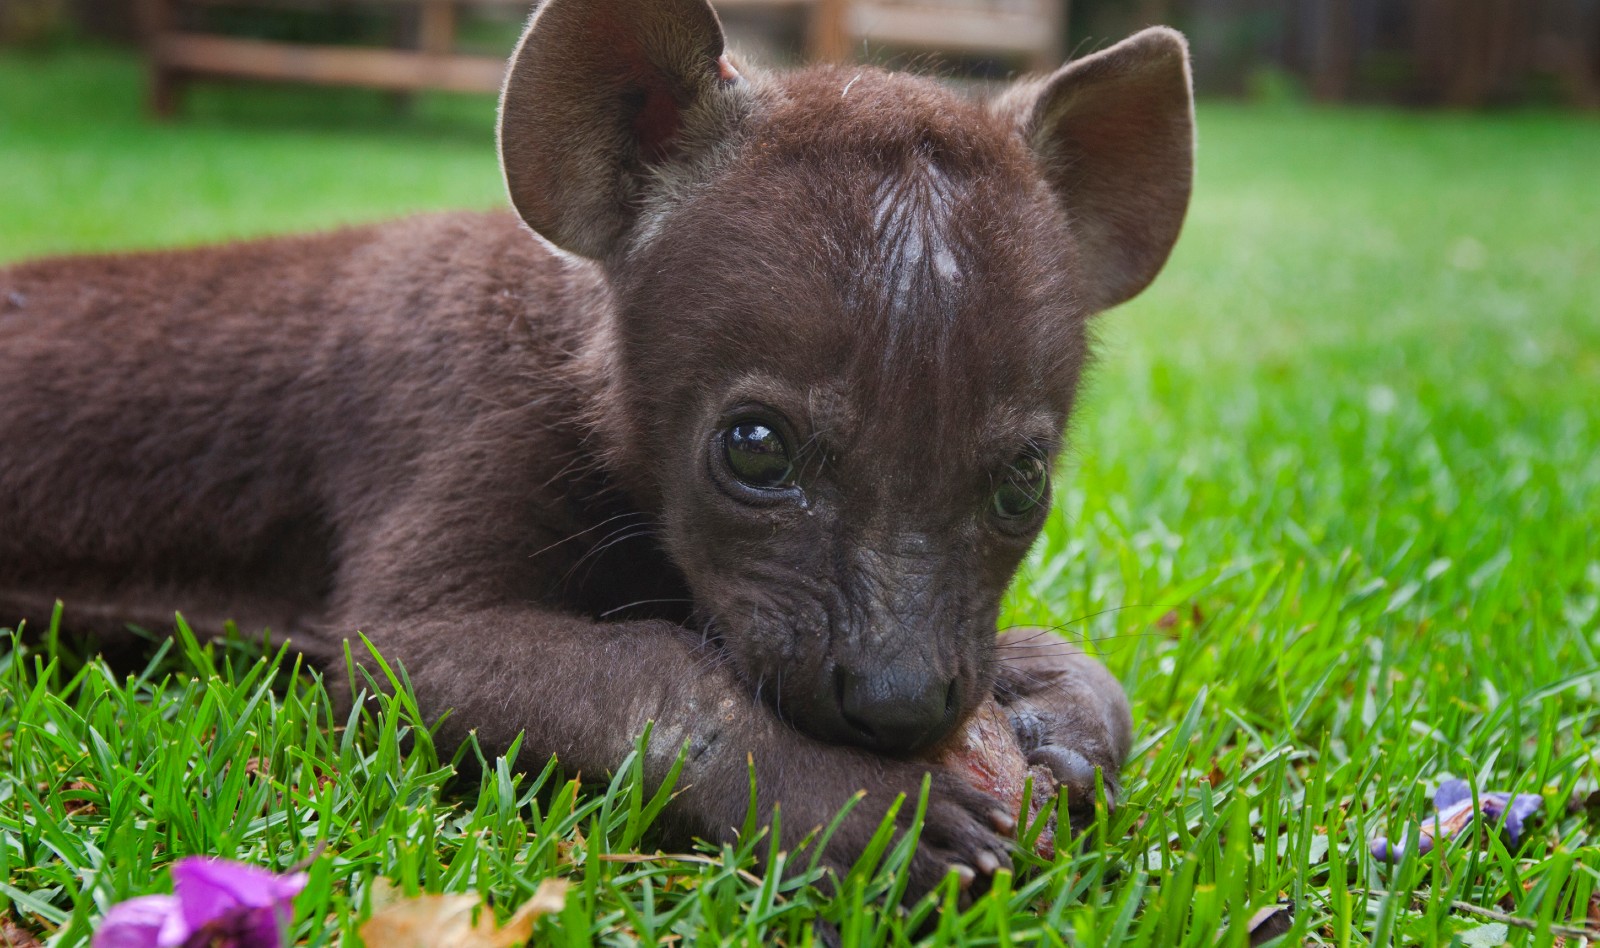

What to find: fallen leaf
left=62, top=780, right=97, bottom=816
left=555, top=823, right=586, bottom=865
left=1, top=919, right=43, bottom=948
left=506, top=880, right=568, bottom=931
left=1244, top=903, right=1293, bottom=945
left=360, top=878, right=567, bottom=948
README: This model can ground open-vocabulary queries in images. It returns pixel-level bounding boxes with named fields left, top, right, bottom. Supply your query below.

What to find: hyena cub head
left=499, top=0, right=1193, bottom=754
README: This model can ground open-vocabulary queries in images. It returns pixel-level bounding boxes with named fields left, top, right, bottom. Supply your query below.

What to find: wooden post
left=393, top=1, right=455, bottom=113
left=809, top=0, right=849, bottom=63
left=1026, top=0, right=1069, bottom=72
left=419, top=0, right=457, bottom=55
left=1539, top=0, right=1600, bottom=109
left=138, top=0, right=183, bottom=119
left=1312, top=0, right=1354, bottom=102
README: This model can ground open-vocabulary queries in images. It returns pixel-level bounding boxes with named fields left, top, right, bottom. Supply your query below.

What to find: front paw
left=993, top=628, right=1133, bottom=816
left=896, top=765, right=1021, bottom=896
left=696, top=732, right=1019, bottom=903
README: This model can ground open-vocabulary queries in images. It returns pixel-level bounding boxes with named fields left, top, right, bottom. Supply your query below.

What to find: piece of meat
left=934, top=699, right=1058, bottom=857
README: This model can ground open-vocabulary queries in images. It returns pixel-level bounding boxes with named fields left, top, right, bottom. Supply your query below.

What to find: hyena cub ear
left=498, top=0, right=752, bottom=260
left=994, top=27, right=1195, bottom=312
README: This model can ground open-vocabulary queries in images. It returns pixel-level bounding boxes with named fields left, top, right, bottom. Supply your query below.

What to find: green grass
left=4, top=48, right=1600, bottom=946
left=0, top=48, right=504, bottom=261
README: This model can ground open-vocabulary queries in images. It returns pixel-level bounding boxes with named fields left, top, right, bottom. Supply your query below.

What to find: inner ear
left=628, top=75, right=685, bottom=163
left=497, top=0, right=743, bottom=260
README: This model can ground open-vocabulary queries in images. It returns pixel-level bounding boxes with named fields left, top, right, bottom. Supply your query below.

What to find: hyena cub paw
left=993, top=627, right=1133, bottom=819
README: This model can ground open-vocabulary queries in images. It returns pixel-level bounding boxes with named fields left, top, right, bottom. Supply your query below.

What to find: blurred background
left=0, top=0, right=1595, bottom=464
left=4, top=0, right=1599, bottom=112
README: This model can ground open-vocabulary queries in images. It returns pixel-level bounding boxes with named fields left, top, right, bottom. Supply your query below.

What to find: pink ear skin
left=633, top=82, right=683, bottom=163
left=623, top=48, right=742, bottom=163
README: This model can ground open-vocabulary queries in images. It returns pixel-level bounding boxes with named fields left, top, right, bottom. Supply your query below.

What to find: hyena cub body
left=0, top=0, right=1192, bottom=893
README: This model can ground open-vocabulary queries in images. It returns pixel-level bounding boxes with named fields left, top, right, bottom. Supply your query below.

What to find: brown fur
left=0, top=0, right=1192, bottom=899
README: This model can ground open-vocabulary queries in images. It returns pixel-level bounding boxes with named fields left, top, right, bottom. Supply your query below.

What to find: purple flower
left=91, top=895, right=182, bottom=948
left=93, top=858, right=307, bottom=948
left=1433, top=780, right=1543, bottom=844
left=1370, top=779, right=1544, bottom=862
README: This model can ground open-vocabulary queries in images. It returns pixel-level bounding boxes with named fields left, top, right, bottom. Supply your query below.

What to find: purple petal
left=1373, top=784, right=1547, bottom=863
left=1506, top=794, right=1542, bottom=821
left=1433, top=799, right=1478, bottom=840
left=1433, top=779, right=1472, bottom=810
left=1473, top=791, right=1543, bottom=844
left=1502, top=794, right=1543, bottom=843
left=1477, top=793, right=1508, bottom=829
left=247, top=903, right=294, bottom=948
left=1371, top=826, right=1432, bottom=862
left=157, top=910, right=191, bottom=947
left=179, top=905, right=289, bottom=948
left=1369, top=836, right=1394, bottom=861
left=93, top=895, right=186, bottom=948
left=170, top=859, right=306, bottom=942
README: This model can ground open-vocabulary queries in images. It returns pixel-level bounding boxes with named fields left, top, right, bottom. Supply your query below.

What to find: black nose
left=836, top=665, right=960, bottom=754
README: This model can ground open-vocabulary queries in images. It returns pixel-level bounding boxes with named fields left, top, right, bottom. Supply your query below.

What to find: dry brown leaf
left=360, top=878, right=567, bottom=948
left=1243, top=903, right=1293, bottom=945
left=62, top=780, right=97, bottom=816
left=1, top=918, right=44, bottom=948
left=505, top=880, right=569, bottom=932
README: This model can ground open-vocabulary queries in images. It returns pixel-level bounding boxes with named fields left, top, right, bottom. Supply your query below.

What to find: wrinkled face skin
left=602, top=71, right=1090, bottom=757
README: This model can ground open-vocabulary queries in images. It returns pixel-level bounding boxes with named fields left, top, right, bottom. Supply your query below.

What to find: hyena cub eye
left=715, top=412, right=800, bottom=499
left=991, top=447, right=1051, bottom=528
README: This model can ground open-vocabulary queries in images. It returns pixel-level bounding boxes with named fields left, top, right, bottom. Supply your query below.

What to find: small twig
left=1352, top=888, right=1599, bottom=939
left=596, top=851, right=765, bottom=887
left=288, top=840, right=328, bottom=874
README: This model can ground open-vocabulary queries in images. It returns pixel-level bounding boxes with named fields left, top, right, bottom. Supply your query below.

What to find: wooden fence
left=132, top=0, right=1064, bottom=116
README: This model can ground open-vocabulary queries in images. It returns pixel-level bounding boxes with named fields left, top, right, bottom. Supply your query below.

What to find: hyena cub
left=0, top=0, right=1192, bottom=895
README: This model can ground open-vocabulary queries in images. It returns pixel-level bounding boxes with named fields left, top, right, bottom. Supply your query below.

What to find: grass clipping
left=360, top=878, right=567, bottom=948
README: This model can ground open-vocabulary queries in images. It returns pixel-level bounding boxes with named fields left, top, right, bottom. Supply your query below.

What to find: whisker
left=528, top=510, right=649, bottom=561
left=565, top=527, right=656, bottom=587
left=598, top=597, right=696, bottom=619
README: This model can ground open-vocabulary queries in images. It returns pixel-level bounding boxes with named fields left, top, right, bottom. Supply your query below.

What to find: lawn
left=3, top=47, right=1600, bottom=947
